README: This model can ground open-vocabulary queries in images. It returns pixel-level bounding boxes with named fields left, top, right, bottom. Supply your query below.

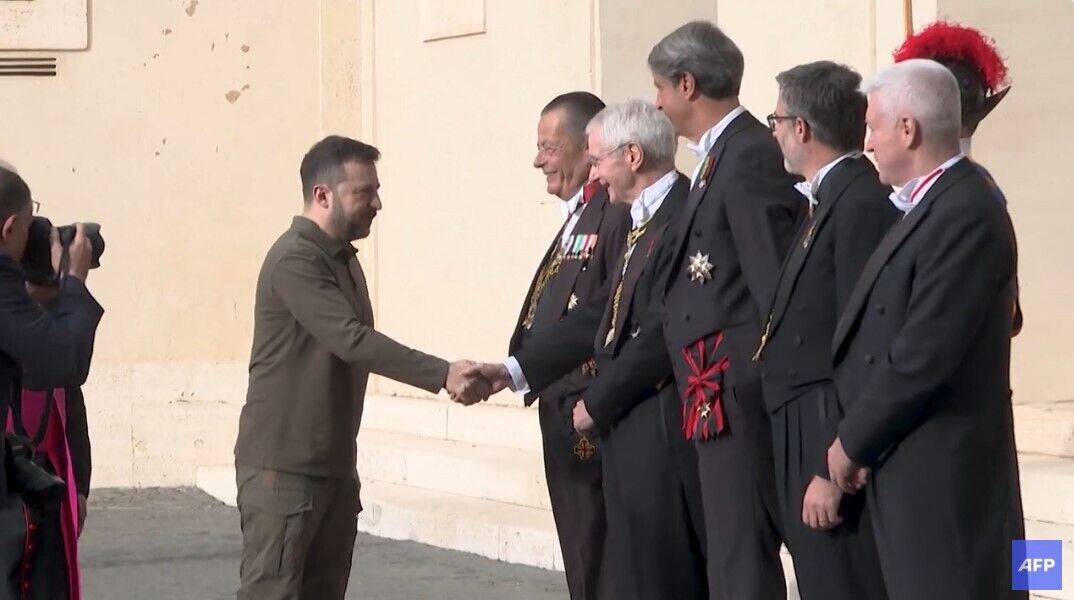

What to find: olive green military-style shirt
left=234, top=217, right=448, bottom=478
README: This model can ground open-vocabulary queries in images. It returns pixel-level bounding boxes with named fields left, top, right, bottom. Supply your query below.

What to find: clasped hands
left=802, top=437, right=870, bottom=532
left=444, top=362, right=597, bottom=434
left=443, top=361, right=511, bottom=405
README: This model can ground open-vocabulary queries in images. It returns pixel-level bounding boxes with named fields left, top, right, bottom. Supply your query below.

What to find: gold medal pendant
left=802, top=221, right=817, bottom=249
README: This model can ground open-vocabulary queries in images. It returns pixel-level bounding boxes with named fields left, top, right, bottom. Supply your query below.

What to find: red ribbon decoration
left=583, top=181, right=601, bottom=203
left=681, top=333, right=730, bottom=440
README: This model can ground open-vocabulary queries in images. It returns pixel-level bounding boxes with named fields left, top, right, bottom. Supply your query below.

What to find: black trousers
left=769, top=384, right=888, bottom=600
left=672, top=326, right=786, bottom=600
left=600, top=389, right=708, bottom=600
left=538, top=392, right=611, bottom=600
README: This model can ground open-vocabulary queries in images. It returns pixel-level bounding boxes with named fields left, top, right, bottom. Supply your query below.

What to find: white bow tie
left=560, top=195, right=583, bottom=220
left=794, top=181, right=817, bottom=212
left=687, top=140, right=707, bottom=159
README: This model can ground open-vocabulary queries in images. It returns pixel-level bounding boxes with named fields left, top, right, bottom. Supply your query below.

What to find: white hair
left=862, top=58, right=962, bottom=144
left=586, top=99, right=677, bottom=168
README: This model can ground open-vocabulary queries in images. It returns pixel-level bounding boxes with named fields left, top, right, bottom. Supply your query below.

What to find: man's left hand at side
left=572, top=400, right=595, bottom=433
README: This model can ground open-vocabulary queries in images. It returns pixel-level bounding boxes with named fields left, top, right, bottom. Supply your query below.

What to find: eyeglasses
left=766, top=113, right=800, bottom=132
left=31, top=200, right=40, bottom=215
left=587, top=143, right=629, bottom=168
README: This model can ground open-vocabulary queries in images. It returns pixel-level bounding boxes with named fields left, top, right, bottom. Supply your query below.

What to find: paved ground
left=79, top=487, right=567, bottom=599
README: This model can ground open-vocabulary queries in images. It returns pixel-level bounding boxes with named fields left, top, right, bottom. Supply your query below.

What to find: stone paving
left=79, top=487, right=568, bottom=600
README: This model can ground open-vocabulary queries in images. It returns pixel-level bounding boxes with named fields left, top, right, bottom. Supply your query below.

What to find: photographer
left=0, top=163, right=103, bottom=599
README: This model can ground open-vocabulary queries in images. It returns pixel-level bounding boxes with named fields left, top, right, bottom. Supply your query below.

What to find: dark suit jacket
left=23, top=291, right=97, bottom=497
left=760, top=156, right=897, bottom=405
left=661, top=111, right=804, bottom=359
left=508, top=188, right=630, bottom=407
left=512, top=174, right=688, bottom=428
left=831, top=158, right=1023, bottom=598
left=579, top=111, right=803, bottom=442
left=758, top=156, right=897, bottom=476
left=0, top=255, right=103, bottom=497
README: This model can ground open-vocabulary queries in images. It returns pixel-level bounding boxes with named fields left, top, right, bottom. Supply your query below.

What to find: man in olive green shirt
left=234, top=136, right=486, bottom=600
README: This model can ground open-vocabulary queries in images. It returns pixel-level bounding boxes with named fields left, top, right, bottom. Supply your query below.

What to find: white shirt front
left=793, top=151, right=863, bottom=211
left=629, top=170, right=679, bottom=228
left=558, top=187, right=587, bottom=249
left=688, top=106, right=747, bottom=186
left=889, top=153, right=967, bottom=215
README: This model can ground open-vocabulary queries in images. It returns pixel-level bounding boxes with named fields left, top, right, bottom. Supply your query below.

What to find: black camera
left=21, top=216, right=105, bottom=286
left=3, top=433, right=65, bottom=507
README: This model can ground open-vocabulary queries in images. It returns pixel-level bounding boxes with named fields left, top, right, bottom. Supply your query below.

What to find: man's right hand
left=445, top=360, right=491, bottom=405
left=464, top=363, right=512, bottom=397
left=51, top=223, right=93, bottom=282
left=802, top=475, right=844, bottom=530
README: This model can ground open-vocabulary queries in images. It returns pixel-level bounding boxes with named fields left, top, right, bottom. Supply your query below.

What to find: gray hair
left=648, top=21, right=744, bottom=100
left=776, top=61, right=866, bottom=152
left=861, top=59, right=962, bottom=145
left=586, top=99, right=677, bottom=169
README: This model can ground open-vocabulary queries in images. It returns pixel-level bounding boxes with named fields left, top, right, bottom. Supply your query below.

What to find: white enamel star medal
left=687, top=251, right=714, bottom=284
left=568, top=293, right=579, bottom=311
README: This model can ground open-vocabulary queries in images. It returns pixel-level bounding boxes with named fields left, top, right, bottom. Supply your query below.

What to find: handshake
left=441, top=361, right=599, bottom=434
left=443, top=361, right=513, bottom=406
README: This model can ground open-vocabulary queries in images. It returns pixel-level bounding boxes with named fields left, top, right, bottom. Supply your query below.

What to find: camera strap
left=57, top=241, right=71, bottom=285
left=8, top=370, right=51, bottom=448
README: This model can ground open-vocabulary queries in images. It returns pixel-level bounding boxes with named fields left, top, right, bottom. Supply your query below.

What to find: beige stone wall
left=0, top=0, right=341, bottom=486
left=934, top=0, right=1074, bottom=404
left=0, top=0, right=1068, bottom=488
left=370, top=0, right=606, bottom=400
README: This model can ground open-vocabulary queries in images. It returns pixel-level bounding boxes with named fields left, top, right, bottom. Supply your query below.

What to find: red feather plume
left=893, top=21, right=1008, bottom=92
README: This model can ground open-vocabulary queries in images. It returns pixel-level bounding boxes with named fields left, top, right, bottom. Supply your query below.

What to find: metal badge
left=687, top=251, right=714, bottom=284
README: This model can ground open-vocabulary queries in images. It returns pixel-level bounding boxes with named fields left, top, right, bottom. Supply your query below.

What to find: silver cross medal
left=688, top=251, right=714, bottom=284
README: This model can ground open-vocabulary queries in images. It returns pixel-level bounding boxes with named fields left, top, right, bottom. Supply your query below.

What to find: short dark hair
left=648, top=21, right=744, bottom=100
left=541, top=92, right=606, bottom=147
left=776, top=61, right=866, bottom=153
left=0, top=166, right=31, bottom=222
left=299, top=135, right=381, bottom=202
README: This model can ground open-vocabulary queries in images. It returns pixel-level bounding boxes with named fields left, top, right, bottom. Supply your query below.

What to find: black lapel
left=607, top=176, right=688, bottom=353
left=538, top=190, right=609, bottom=325
left=767, top=157, right=869, bottom=334
left=508, top=215, right=571, bottom=354
left=831, top=158, right=976, bottom=356
left=667, top=110, right=755, bottom=290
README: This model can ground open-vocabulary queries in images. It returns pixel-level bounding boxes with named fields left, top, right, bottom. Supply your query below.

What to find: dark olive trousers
left=236, top=465, right=361, bottom=600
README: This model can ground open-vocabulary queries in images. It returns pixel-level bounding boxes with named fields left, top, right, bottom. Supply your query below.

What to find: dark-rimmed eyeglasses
left=766, top=113, right=800, bottom=132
